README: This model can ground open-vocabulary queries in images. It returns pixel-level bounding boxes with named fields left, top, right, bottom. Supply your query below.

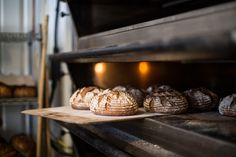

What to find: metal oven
left=49, top=0, right=236, bottom=156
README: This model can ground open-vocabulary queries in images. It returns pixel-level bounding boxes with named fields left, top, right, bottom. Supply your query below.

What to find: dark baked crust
left=13, top=86, right=37, bottom=98
left=219, top=94, right=236, bottom=117
left=0, top=82, right=12, bottom=98
left=70, top=86, right=102, bottom=110
left=90, top=89, right=138, bottom=116
left=184, top=87, right=218, bottom=111
left=144, top=86, right=188, bottom=114
left=0, top=143, right=18, bottom=157
left=10, top=134, right=35, bottom=157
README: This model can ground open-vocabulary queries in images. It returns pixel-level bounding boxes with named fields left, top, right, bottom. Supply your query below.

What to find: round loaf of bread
left=219, top=94, right=236, bottom=117
left=184, top=87, right=218, bottom=111
left=90, top=89, right=138, bottom=116
left=113, top=86, right=144, bottom=107
left=13, top=86, right=37, bottom=98
left=144, top=86, right=188, bottom=114
left=0, top=82, right=12, bottom=98
left=10, top=134, right=35, bottom=157
left=70, top=86, right=102, bottom=110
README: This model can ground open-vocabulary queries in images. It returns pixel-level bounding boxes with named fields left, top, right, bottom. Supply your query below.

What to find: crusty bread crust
left=184, top=87, right=218, bottom=111
left=70, top=86, right=102, bottom=110
left=113, top=86, right=144, bottom=107
left=219, top=94, right=236, bottom=117
left=90, top=89, right=138, bottom=116
left=144, top=86, right=188, bottom=114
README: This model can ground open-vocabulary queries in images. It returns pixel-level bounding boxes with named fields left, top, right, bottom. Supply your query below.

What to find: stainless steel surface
left=77, top=1, right=236, bottom=50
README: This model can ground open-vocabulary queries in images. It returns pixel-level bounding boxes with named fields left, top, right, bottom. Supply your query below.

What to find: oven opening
left=67, top=62, right=236, bottom=97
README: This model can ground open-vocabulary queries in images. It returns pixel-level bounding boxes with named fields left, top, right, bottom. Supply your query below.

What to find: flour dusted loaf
left=113, top=86, right=144, bottom=107
left=70, top=86, right=102, bottom=110
left=219, top=94, right=236, bottom=117
left=184, top=87, right=218, bottom=111
left=144, top=85, right=188, bottom=114
left=90, top=89, right=139, bottom=116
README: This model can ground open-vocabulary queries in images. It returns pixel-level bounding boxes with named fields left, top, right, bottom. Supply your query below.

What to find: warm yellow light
left=94, top=63, right=106, bottom=74
left=139, top=62, right=149, bottom=74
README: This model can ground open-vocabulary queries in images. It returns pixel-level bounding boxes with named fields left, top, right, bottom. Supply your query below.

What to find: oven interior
left=67, top=62, right=236, bottom=97
left=64, top=61, right=236, bottom=156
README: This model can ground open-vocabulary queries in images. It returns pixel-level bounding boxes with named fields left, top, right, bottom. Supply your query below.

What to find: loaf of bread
left=219, top=94, right=236, bottom=117
left=90, top=89, right=138, bottom=116
left=10, top=134, right=35, bottom=157
left=0, top=82, right=12, bottom=98
left=70, top=86, right=102, bottom=110
left=0, top=144, right=18, bottom=157
left=13, top=86, right=37, bottom=98
left=113, top=85, right=144, bottom=107
left=184, top=87, right=218, bottom=111
left=144, top=85, right=188, bottom=114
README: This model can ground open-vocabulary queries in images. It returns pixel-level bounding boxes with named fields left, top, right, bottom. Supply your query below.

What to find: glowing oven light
left=139, top=62, right=150, bottom=74
left=94, top=63, right=106, bottom=74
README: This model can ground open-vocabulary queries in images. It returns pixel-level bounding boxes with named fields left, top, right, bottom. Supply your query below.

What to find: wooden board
left=22, top=106, right=164, bottom=124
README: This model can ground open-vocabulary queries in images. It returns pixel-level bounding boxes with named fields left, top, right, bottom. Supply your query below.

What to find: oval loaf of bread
left=90, top=89, right=138, bottom=116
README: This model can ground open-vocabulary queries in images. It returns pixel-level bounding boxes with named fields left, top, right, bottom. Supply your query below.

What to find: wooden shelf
left=0, top=98, right=37, bottom=106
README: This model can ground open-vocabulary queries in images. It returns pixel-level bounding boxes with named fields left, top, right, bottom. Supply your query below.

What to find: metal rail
left=0, top=32, right=31, bottom=42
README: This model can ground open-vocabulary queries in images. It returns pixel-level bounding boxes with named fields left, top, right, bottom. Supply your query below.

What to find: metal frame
left=76, top=1, right=236, bottom=49
left=51, top=1, right=236, bottom=63
left=59, top=112, right=236, bottom=157
left=60, top=122, right=181, bottom=157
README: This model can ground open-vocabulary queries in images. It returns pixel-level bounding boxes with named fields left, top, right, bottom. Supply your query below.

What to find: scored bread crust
left=184, top=87, right=218, bottom=111
left=144, top=86, right=188, bottom=114
left=219, top=94, right=236, bottom=117
left=90, top=89, right=138, bottom=116
left=113, top=86, right=145, bottom=107
left=70, top=86, right=102, bottom=110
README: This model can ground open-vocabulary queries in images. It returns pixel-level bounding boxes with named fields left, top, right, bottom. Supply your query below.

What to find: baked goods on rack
left=0, top=82, right=12, bottom=98
left=13, top=86, right=37, bottom=98
left=144, top=85, right=188, bottom=114
left=218, top=94, right=236, bottom=117
left=90, top=89, right=138, bottom=116
left=184, top=87, right=218, bottom=111
left=70, top=86, right=102, bottom=110
left=113, top=85, right=145, bottom=107
left=10, top=134, right=35, bottom=157
left=0, top=135, right=18, bottom=157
